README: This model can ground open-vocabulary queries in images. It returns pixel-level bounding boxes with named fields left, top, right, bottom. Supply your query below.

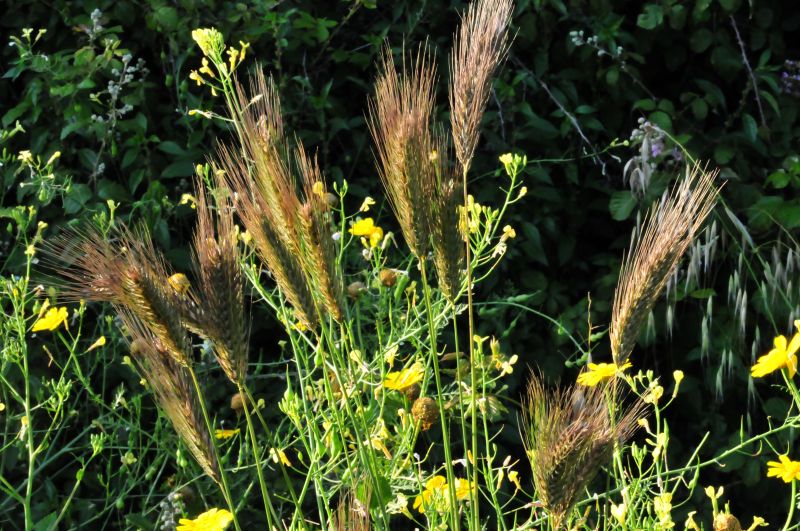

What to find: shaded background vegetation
left=2, top=0, right=800, bottom=526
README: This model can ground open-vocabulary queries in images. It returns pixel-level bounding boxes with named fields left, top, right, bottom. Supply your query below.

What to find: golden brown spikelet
left=295, top=144, right=345, bottom=321
left=522, top=374, right=643, bottom=529
left=216, top=143, right=318, bottom=329
left=123, top=311, right=220, bottom=482
left=217, top=70, right=345, bottom=327
left=428, top=133, right=465, bottom=301
left=368, top=44, right=436, bottom=258
left=449, top=0, right=513, bottom=174
left=610, top=165, right=719, bottom=364
left=42, top=225, right=192, bottom=366
left=187, top=176, right=249, bottom=384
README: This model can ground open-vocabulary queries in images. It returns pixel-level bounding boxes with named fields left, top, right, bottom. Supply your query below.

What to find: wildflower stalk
left=236, top=382, right=280, bottom=526
left=418, top=259, right=460, bottom=530
left=185, top=366, right=244, bottom=531
left=462, top=165, right=480, bottom=531
left=783, top=479, right=796, bottom=531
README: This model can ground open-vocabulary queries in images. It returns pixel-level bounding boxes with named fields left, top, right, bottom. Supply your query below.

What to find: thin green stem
left=187, top=366, right=243, bottom=531
left=237, top=381, right=280, bottom=526
left=462, top=164, right=480, bottom=531
left=419, top=259, right=459, bottom=531
left=784, top=479, right=797, bottom=531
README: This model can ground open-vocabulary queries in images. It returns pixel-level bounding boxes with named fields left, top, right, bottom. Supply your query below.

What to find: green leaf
left=157, top=141, right=187, bottom=156
left=609, top=190, right=637, bottom=221
left=742, top=113, right=757, bottom=143
left=161, top=160, right=195, bottom=178
left=689, top=28, right=713, bottom=53
left=766, top=171, right=790, bottom=189
left=690, top=288, right=716, bottom=299
left=691, top=98, right=708, bottom=120
left=713, top=144, right=735, bottom=165
left=637, top=4, right=664, bottom=29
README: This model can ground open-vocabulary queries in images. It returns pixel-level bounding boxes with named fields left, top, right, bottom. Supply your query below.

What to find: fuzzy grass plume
left=610, top=165, right=719, bottom=364
left=217, top=70, right=343, bottom=327
left=123, top=311, right=220, bottom=482
left=42, top=225, right=191, bottom=366
left=368, top=45, right=436, bottom=259
left=449, top=0, right=513, bottom=174
left=184, top=176, right=249, bottom=384
left=522, top=374, right=643, bottom=528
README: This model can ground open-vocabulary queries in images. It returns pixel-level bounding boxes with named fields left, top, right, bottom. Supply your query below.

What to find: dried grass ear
left=188, top=173, right=249, bottom=384
left=449, top=0, right=513, bottom=175
left=122, top=310, right=220, bottom=483
left=610, top=164, right=719, bottom=365
left=522, top=373, right=645, bottom=528
left=367, top=42, right=437, bottom=259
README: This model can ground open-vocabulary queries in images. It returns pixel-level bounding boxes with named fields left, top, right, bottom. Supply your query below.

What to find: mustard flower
left=751, top=323, right=800, bottom=378
left=349, top=217, right=384, bottom=248
left=767, top=455, right=800, bottom=483
left=383, top=362, right=424, bottom=391
left=32, top=306, right=68, bottom=332
left=177, top=508, right=233, bottom=531
left=214, top=428, right=240, bottom=440
left=577, top=360, right=631, bottom=386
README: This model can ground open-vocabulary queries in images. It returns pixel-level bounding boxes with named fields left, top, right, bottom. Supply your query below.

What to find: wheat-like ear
left=449, top=0, right=513, bottom=174
left=610, top=165, right=719, bottom=365
left=186, top=175, right=249, bottom=384
left=122, top=311, right=220, bottom=482
left=216, top=144, right=317, bottom=329
left=295, top=143, right=345, bottom=321
left=368, top=44, right=436, bottom=259
left=522, top=374, right=643, bottom=528
left=42, top=225, right=192, bottom=366
left=429, top=131, right=464, bottom=301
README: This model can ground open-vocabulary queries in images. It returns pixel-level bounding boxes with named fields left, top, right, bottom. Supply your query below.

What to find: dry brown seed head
left=230, top=392, right=245, bottom=413
left=379, top=268, right=398, bottom=287
left=411, top=396, right=439, bottom=430
left=714, top=514, right=742, bottom=531
left=348, top=281, right=366, bottom=299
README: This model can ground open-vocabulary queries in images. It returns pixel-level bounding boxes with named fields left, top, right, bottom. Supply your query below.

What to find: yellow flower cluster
left=412, top=475, right=473, bottom=514
left=349, top=217, right=384, bottom=248
left=189, top=27, right=250, bottom=94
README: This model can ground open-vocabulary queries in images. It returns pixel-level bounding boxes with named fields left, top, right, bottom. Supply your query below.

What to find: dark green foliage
left=3, top=0, right=800, bottom=526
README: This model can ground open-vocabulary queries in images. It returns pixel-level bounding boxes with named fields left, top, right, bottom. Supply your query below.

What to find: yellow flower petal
left=177, top=508, right=233, bottom=531
left=31, top=307, right=68, bottom=332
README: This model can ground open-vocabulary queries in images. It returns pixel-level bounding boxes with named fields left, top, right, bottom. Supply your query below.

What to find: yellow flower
left=501, top=225, right=516, bottom=240
left=177, top=508, right=233, bottom=531
left=653, top=493, right=674, bottom=528
left=767, top=455, right=800, bottom=482
left=270, top=447, right=292, bottom=467
left=412, top=475, right=447, bottom=514
left=453, top=478, right=473, bottom=500
left=32, top=307, right=68, bottom=332
left=214, top=428, right=240, bottom=440
left=383, top=362, right=424, bottom=391
left=499, top=153, right=514, bottom=166
left=238, top=41, right=250, bottom=61
left=684, top=511, right=700, bottom=531
left=577, top=361, right=631, bottom=386
left=349, top=218, right=383, bottom=248
left=508, top=470, right=521, bottom=491
left=87, top=336, right=106, bottom=352
left=18, top=150, right=33, bottom=164
left=359, top=196, right=376, bottom=212
left=752, top=325, right=800, bottom=378
left=610, top=501, right=627, bottom=524
left=168, top=273, right=192, bottom=294
left=191, top=28, right=224, bottom=58
left=189, top=70, right=204, bottom=86
left=226, top=47, right=239, bottom=71
left=199, top=57, right=215, bottom=78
